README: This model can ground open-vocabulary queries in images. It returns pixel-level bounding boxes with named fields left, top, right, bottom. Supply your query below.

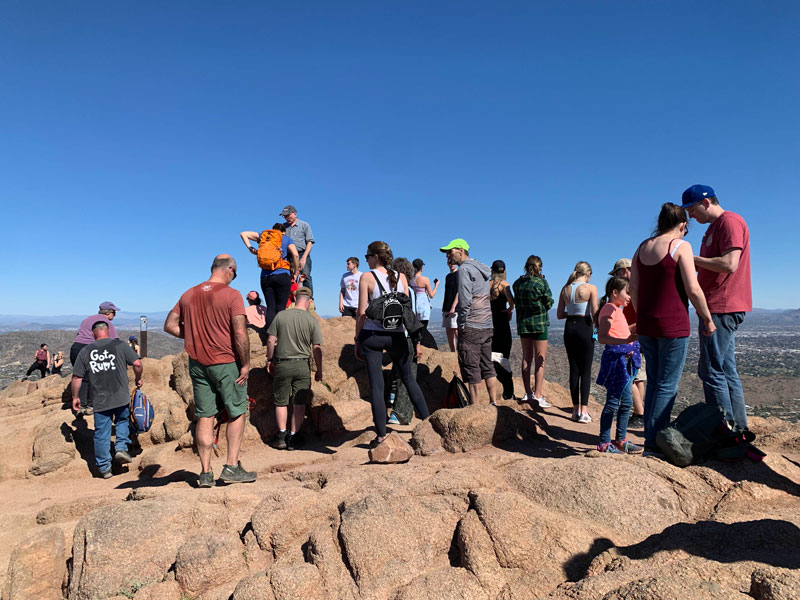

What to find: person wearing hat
left=71, top=320, right=143, bottom=478
left=128, top=336, right=140, bottom=356
left=489, top=259, right=516, bottom=400
left=682, top=184, right=752, bottom=432
left=440, top=238, right=499, bottom=406
left=609, top=258, right=645, bottom=424
left=266, top=287, right=323, bottom=451
left=281, top=205, right=315, bottom=294
left=410, top=258, right=439, bottom=328
left=244, top=290, right=269, bottom=345
left=70, top=302, right=122, bottom=415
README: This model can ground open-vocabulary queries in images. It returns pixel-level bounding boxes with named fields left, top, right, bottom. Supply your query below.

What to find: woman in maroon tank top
left=630, top=203, right=716, bottom=453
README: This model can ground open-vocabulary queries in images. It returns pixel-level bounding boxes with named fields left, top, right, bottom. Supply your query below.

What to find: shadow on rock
left=115, top=465, right=196, bottom=489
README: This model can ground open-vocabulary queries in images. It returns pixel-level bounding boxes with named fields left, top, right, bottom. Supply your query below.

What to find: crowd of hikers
left=57, top=186, right=753, bottom=482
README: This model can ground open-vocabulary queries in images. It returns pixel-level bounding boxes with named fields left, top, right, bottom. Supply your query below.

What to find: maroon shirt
left=635, top=245, right=689, bottom=338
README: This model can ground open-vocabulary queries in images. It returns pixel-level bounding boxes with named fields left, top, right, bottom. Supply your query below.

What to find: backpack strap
left=372, top=270, right=397, bottom=294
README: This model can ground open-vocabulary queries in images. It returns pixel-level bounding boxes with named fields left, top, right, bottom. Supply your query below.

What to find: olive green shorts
left=273, top=359, right=312, bottom=407
left=189, top=359, right=248, bottom=419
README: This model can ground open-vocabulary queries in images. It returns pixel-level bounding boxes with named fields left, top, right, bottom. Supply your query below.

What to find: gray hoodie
left=456, top=258, right=492, bottom=330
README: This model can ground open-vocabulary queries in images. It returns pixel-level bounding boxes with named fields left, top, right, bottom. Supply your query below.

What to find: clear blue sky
left=1, top=1, right=797, bottom=317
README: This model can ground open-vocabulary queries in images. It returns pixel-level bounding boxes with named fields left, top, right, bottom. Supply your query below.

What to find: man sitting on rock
left=71, top=321, right=142, bottom=479
left=266, top=287, right=323, bottom=451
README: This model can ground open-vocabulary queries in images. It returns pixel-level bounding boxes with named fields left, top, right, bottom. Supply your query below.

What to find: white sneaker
left=535, top=396, right=551, bottom=409
left=578, top=413, right=592, bottom=424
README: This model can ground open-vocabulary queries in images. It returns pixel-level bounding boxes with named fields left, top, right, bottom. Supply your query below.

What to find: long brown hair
left=654, top=203, right=688, bottom=236
left=367, top=241, right=397, bottom=289
left=524, top=255, right=543, bottom=278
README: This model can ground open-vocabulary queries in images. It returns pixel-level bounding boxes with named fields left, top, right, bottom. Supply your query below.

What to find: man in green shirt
left=266, top=287, right=323, bottom=450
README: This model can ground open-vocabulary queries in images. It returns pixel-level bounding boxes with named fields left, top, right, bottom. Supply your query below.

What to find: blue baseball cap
left=681, top=184, right=716, bottom=208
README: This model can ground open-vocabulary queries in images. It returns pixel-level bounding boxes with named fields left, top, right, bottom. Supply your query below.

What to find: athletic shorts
left=458, top=327, right=496, bottom=384
left=520, top=330, right=548, bottom=341
left=272, top=359, right=312, bottom=407
left=189, top=359, right=248, bottom=419
left=442, top=312, right=458, bottom=329
left=634, top=354, right=647, bottom=382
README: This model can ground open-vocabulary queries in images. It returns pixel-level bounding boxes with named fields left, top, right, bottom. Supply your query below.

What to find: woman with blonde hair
left=355, top=241, right=430, bottom=448
left=490, top=260, right=516, bottom=400
left=512, top=255, right=554, bottom=408
left=557, top=261, right=598, bottom=422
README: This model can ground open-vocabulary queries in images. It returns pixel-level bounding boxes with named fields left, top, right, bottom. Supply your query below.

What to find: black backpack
left=444, top=372, right=470, bottom=409
left=656, top=403, right=762, bottom=467
left=365, top=271, right=405, bottom=330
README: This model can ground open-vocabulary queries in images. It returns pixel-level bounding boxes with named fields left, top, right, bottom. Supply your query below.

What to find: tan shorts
left=634, top=354, right=647, bottom=382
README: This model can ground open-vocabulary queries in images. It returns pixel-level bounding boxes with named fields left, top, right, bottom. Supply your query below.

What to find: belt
left=274, top=357, right=308, bottom=363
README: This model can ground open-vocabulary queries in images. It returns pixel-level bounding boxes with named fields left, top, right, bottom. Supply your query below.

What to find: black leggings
left=26, top=360, right=47, bottom=379
left=359, top=330, right=429, bottom=437
left=70, top=342, right=91, bottom=406
left=261, top=272, right=292, bottom=328
left=563, top=316, right=594, bottom=407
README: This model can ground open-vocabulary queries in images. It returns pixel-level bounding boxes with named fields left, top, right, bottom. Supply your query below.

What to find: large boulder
left=368, top=432, right=414, bottom=463
left=419, top=404, right=537, bottom=453
left=4, top=526, right=65, bottom=600
left=174, top=533, right=246, bottom=597
left=30, top=415, right=76, bottom=475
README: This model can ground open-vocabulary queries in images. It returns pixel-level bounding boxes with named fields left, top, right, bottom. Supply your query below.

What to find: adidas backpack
left=130, top=388, right=155, bottom=434
left=365, top=271, right=405, bottom=330
left=257, top=229, right=291, bottom=271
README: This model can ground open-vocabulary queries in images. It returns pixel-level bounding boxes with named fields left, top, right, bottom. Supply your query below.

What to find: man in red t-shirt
left=682, top=184, right=751, bottom=431
left=164, top=254, right=256, bottom=487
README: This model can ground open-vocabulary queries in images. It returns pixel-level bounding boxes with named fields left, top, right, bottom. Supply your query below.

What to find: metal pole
left=140, top=316, right=148, bottom=358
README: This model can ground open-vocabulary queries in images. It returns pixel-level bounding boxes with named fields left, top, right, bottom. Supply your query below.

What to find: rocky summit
left=1, top=316, right=799, bottom=600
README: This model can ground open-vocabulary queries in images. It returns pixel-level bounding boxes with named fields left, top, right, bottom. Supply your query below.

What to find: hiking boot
left=114, top=450, right=132, bottom=464
left=270, top=430, right=288, bottom=450
left=99, top=469, right=112, bottom=479
left=198, top=471, right=215, bottom=488
left=597, top=442, right=622, bottom=454
left=613, top=439, right=643, bottom=454
left=219, top=461, right=257, bottom=484
left=535, top=396, right=551, bottom=409
left=287, top=432, right=304, bottom=451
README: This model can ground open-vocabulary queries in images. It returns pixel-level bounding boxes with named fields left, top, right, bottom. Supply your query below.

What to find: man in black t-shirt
left=72, top=321, right=143, bottom=478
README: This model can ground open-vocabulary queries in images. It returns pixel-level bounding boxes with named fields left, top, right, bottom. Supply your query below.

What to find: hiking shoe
left=114, top=450, right=132, bottom=464
left=578, top=413, right=592, bottom=424
left=369, top=436, right=386, bottom=449
left=270, top=430, right=288, bottom=450
left=597, top=442, right=622, bottom=454
left=100, top=469, right=112, bottom=479
left=535, top=396, right=551, bottom=409
left=82, top=407, right=94, bottom=416
left=219, top=461, right=257, bottom=484
left=287, top=432, right=304, bottom=451
left=387, top=412, right=400, bottom=425
left=198, top=471, right=215, bottom=488
left=614, top=439, right=643, bottom=454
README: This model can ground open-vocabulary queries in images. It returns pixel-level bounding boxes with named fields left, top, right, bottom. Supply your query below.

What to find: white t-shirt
left=340, top=271, right=360, bottom=309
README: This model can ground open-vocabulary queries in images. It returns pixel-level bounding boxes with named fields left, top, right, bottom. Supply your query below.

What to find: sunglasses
left=230, top=266, right=237, bottom=280
left=364, top=253, right=375, bottom=259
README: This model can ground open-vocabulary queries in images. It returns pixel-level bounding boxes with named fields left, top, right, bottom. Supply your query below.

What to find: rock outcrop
left=0, top=315, right=798, bottom=600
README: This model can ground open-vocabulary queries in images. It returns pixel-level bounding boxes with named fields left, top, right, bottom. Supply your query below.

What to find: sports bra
left=565, top=282, right=590, bottom=316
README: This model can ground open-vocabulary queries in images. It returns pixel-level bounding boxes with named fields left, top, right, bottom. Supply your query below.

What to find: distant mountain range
left=0, top=311, right=170, bottom=333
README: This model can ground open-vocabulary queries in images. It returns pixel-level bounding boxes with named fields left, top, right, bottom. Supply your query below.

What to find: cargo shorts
left=273, top=359, right=313, bottom=407
left=457, top=327, right=496, bottom=384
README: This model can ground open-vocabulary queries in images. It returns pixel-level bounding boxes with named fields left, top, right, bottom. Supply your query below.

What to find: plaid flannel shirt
left=512, top=275, right=554, bottom=335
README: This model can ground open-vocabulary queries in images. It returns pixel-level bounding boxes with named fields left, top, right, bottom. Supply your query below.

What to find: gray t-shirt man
left=73, top=339, right=139, bottom=412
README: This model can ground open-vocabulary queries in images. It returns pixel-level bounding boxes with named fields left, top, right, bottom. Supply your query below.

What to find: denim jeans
left=599, top=370, right=635, bottom=445
left=94, top=404, right=131, bottom=473
left=638, top=335, right=689, bottom=447
left=698, top=312, right=747, bottom=431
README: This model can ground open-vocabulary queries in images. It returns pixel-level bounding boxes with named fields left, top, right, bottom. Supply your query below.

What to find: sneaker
left=83, top=407, right=94, bottom=416
left=613, top=439, right=643, bottom=454
left=114, top=450, right=132, bottom=464
left=286, top=432, right=304, bottom=451
left=219, top=461, right=257, bottom=484
left=198, top=470, right=215, bottom=488
left=597, top=442, right=622, bottom=454
left=578, top=413, right=592, bottom=424
left=270, top=430, right=288, bottom=450
left=100, top=469, right=112, bottom=479
left=387, top=412, right=400, bottom=425
left=535, top=396, right=552, bottom=409
left=571, top=410, right=580, bottom=422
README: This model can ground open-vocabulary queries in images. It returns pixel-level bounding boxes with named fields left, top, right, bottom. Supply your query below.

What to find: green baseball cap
left=440, top=238, right=470, bottom=253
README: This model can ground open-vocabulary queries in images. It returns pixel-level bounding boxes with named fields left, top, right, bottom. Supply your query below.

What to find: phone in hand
left=433, top=278, right=439, bottom=284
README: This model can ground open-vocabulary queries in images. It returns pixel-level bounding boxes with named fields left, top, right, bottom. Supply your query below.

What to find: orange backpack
left=257, top=230, right=291, bottom=271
